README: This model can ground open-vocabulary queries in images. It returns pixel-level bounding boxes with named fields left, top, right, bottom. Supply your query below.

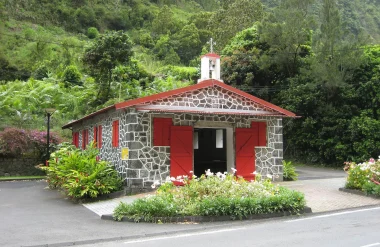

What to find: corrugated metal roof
left=62, top=79, right=298, bottom=129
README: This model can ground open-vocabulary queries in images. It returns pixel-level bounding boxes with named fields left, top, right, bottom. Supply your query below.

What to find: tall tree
left=208, top=0, right=264, bottom=50
left=311, top=0, right=362, bottom=88
left=82, top=31, right=133, bottom=105
left=258, top=0, right=315, bottom=78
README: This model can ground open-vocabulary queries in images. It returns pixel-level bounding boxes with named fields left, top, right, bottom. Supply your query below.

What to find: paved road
left=0, top=180, right=231, bottom=247
left=1, top=166, right=379, bottom=247
left=75, top=206, right=380, bottom=247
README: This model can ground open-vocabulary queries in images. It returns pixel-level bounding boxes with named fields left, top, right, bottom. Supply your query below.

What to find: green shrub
left=282, top=160, right=298, bottom=181
left=87, top=27, right=99, bottom=39
left=345, top=163, right=371, bottom=190
left=113, top=171, right=305, bottom=222
left=40, top=142, right=123, bottom=199
left=62, top=65, right=82, bottom=86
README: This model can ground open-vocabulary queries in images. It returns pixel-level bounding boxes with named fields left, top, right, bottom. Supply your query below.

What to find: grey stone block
left=126, top=169, right=138, bottom=178
left=128, top=124, right=143, bottom=132
left=129, top=142, right=143, bottom=150
left=125, top=132, right=134, bottom=141
left=129, top=150, right=138, bottom=159
left=130, top=160, right=143, bottom=169
left=126, top=114, right=138, bottom=124
left=274, top=142, right=283, bottom=150
left=140, top=169, right=149, bottom=178
left=127, top=178, right=143, bottom=187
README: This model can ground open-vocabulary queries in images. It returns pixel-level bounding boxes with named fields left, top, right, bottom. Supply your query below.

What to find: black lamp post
left=45, top=108, right=56, bottom=162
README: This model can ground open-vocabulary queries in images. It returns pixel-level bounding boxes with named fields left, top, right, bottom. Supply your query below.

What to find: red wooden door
left=170, top=126, right=193, bottom=180
left=235, top=128, right=256, bottom=181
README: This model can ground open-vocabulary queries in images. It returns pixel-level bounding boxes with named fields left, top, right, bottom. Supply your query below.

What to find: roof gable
left=63, top=79, right=296, bottom=129
left=115, top=80, right=296, bottom=117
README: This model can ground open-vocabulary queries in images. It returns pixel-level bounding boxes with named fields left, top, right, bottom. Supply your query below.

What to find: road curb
left=101, top=206, right=313, bottom=222
left=0, top=178, right=45, bottom=182
left=339, top=187, right=380, bottom=199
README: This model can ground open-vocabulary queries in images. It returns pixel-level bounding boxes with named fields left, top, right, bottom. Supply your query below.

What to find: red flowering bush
left=0, top=127, right=62, bottom=159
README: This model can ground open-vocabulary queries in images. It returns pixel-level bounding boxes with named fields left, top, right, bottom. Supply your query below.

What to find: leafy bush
left=87, top=27, right=99, bottom=39
left=40, top=142, right=123, bottom=199
left=113, top=170, right=305, bottom=222
left=62, top=65, right=82, bottom=86
left=282, top=160, right=298, bottom=181
left=344, top=158, right=380, bottom=196
left=0, top=128, right=61, bottom=159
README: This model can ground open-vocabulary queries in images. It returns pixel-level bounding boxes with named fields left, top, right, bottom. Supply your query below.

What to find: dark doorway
left=194, top=128, right=227, bottom=177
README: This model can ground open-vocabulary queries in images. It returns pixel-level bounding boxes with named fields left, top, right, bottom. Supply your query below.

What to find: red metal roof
left=115, top=80, right=296, bottom=117
left=62, top=105, right=115, bottom=129
left=62, top=79, right=296, bottom=129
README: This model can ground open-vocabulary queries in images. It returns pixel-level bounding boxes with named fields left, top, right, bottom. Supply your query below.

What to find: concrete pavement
left=0, top=180, right=231, bottom=247
left=1, top=165, right=379, bottom=247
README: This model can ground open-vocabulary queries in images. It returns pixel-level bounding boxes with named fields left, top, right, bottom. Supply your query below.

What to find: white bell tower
left=198, top=38, right=222, bottom=83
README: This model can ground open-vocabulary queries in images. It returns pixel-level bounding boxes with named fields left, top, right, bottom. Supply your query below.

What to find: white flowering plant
left=344, top=157, right=380, bottom=196
left=113, top=169, right=306, bottom=222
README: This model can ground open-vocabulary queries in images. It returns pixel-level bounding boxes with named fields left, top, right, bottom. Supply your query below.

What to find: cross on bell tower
left=207, top=38, right=216, bottom=53
left=198, top=38, right=222, bottom=83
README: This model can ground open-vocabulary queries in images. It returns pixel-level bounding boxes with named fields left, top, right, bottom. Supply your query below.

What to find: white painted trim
left=285, top=207, right=380, bottom=223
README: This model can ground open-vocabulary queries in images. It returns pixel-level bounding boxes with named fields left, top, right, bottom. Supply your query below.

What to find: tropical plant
left=40, top=142, right=123, bottom=199
left=282, top=160, right=298, bottom=181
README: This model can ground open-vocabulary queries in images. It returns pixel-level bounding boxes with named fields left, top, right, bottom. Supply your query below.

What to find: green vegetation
left=1, top=0, right=380, bottom=166
left=113, top=171, right=305, bottom=222
left=282, top=160, right=298, bottom=181
left=344, top=158, right=380, bottom=197
left=40, top=143, right=123, bottom=200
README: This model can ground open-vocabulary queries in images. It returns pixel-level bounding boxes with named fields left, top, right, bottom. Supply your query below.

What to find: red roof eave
left=62, top=105, right=115, bottom=129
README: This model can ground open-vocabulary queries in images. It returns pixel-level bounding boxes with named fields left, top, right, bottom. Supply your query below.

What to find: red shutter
left=251, top=121, right=267, bottom=146
left=82, top=130, right=86, bottom=149
left=98, top=126, right=102, bottom=148
left=258, top=122, right=267, bottom=146
left=73, top=132, right=79, bottom=148
left=170, top=126, right=193, bottom=184
left=112, top=120, right=119, bottom=147
left=93, top=126, right=98, bottom=146
left=72, top=132, right=76, bottom=146
left=162, top=119, right=172, bottom=146
left=153, top=118, right=172, bottom=146
left=235, top=128, right=256, bottom=181
left=153, top=118, right=163, bottom=146
left=250, top=122, right=259, bottom=146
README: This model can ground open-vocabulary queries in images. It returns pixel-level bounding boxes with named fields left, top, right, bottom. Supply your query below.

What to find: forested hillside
left=1, top=0, right=380, bottom=165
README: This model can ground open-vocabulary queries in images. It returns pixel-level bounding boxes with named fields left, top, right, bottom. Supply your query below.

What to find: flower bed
left=113, top=171, right=306, bottom=222
left=344, top=158, right=380, bottom=196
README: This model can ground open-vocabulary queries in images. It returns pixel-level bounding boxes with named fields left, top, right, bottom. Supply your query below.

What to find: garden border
left=339, top=187, right=380, bottom=199
left=101, top=206, right=312, bottom=222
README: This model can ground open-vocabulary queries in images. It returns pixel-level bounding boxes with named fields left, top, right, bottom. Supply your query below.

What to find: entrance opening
left=194, top=128, right=227, bottom=177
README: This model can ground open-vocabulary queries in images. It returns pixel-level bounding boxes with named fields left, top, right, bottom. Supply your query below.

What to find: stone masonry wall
left=72, top=85, right=284, bottom=187
left=74, top=110, right=283, bottom=187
